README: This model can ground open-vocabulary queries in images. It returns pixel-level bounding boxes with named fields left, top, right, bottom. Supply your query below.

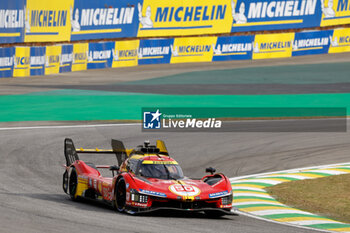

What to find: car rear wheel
left=69, top=167, right=78, bottom=201
left=114, top=177, right=126, bottom=212
left=62, top=170, right=68, bottom=194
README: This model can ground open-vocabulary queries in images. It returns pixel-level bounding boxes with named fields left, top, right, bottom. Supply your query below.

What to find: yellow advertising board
left=13, top=47, right=30, bottom=77
left=72, top=43, right=88, bottom=72
left=170, top=36, right=217, bottom=63
left=24, top=0, right=73, bottom=42
left=137, top=0, right=232, bottom=37
left=252, top=33, right=294, bottom=60
left=45, top=45, right=61, bottom=75
left=112, top=40, right=139, bottom=68
left=328, top=28, right=350, bottom=53
left=321, top=0, right=350, bottom=26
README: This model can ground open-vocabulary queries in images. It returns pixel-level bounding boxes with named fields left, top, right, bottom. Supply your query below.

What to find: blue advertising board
left=138, top=38, right=173, bottom=65
left=0, top=0, right=25, bottom=43
left=87, top=41, right=114, bottom=69
left=60, top=44, right=73, bottom=73
left=0, top=47, right=15, bottom=77
left=213, top=35, right=254, bottom=61
left=231, top=0, right=322, bottom=32
left=29, top=46, right=45, bottom=76
left=70, top=0, right=139, bottom=41
left=292, top=30, right=333, bottom=56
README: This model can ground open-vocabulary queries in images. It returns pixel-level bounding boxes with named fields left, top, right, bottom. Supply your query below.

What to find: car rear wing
left=64, top=138, right=128, bottom=167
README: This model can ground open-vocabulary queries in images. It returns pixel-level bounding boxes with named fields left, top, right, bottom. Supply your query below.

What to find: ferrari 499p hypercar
left=62, top=138, right=234, bottom=216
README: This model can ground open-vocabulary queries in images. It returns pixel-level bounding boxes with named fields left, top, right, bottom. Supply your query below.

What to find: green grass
left=266, top=173, right=350, bottom=224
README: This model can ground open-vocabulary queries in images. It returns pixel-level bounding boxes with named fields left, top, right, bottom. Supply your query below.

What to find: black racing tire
left=114, top=177, right=126, bottom=212
left=68, top=167, right=78, bottom=201
left=62, top=170, right=68, bottom=194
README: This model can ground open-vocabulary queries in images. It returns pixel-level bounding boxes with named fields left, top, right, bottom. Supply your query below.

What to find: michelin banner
left=24, top=0, right=73, bottom=42
left=253, top=33, right=294, bottom=59
left=170, top=36, right=217, bottom=63
left=137, top=0, right=232, bottom=37
left=112, top=40, right=139, bottom=68
left=0, top=28, right=349, bottom=78
left=70, top=0, right=139, bottom=41
left=0, top=0, right=25, bottom=43
left=72, top=43, right=88, bottom=72
left=0, top=47, right=15, bottom=78
left=231, top=0, right=322, bottom=32
left=213, top=35, right=254, bottom=61
left=1, top=0, right=350, bottom=44
left=13, top=46, right=30, bottom=77
left=60, top=44, right=73, bottom=73
left=138, top=38, right=173, bottom=65
left=29, top=46, right=45, bottom=76
left=320, top=0, right=350, bottom=26
left=292, top=30, right=333, bottom=56
left=329, top=28, right=350, bottom=53
left=87, top=42, right=114, bottom=69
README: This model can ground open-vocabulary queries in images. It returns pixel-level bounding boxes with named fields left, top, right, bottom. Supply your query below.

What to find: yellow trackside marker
left=233, top=191, right=271, bottom=197
left=284, top=173, right=325, bottom=178
left=261, top=173, right=289, bottom=177
left=248, top=178, right=292, bottom=182
left=275, top=217, right=338, bottom=223
left=96, top=148, right=99, bottom=151
left=328, top=227, right=350, bottom=232
left=233, top=199, right=281, bottom=204
left=232, top=184, right=266, bottom=189
left=325, top=168, right=350, bottom=173
left=233, top=191, right=269, bottom=195
left=240, top=206, right=295, bottom=212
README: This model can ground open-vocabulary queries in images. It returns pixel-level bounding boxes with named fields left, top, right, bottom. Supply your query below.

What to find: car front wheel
left=114, top=178, right=126, bottom=212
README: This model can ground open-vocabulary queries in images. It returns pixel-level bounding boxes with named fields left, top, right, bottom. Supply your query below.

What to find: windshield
left=139, top=164, right=184, bottom=180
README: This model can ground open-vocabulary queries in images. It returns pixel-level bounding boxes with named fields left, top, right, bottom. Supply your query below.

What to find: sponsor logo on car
left=169, top=184, right=201, bottom=197
left=139, top=189, right=167, bottom=198
left=209, top=190, right=229, bottom=198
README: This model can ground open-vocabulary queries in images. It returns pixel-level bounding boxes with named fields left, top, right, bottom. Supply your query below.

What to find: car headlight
left=131, top=193, right=148, bottom=203
left=221, top=194, right=233, bottom=205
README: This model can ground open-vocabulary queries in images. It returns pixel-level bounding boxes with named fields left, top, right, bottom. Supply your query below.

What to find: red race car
left=62, top=138, right=234, bottom=216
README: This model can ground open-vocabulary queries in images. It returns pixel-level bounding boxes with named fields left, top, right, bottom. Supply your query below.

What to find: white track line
left=0, top=117, right=346, bottom=131
left=232, top=179, right=283, bottom=185
left=0, top=123, right=141, bottom=131
left=236, top=210, right=334, bottom=233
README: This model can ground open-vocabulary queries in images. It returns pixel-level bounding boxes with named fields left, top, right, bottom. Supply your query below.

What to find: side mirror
left=109, top=165, right=120, bottom=171
left=205, top=167, right=216, bottom=175
left=109, top=165, right=120, bottom=177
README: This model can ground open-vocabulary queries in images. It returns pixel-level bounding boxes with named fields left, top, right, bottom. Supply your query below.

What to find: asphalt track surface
left=1, top=53, right=350, bottom=95
left=2, top=123, right=350, bottom=233
left=1, top=53, right=350, bottom=233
